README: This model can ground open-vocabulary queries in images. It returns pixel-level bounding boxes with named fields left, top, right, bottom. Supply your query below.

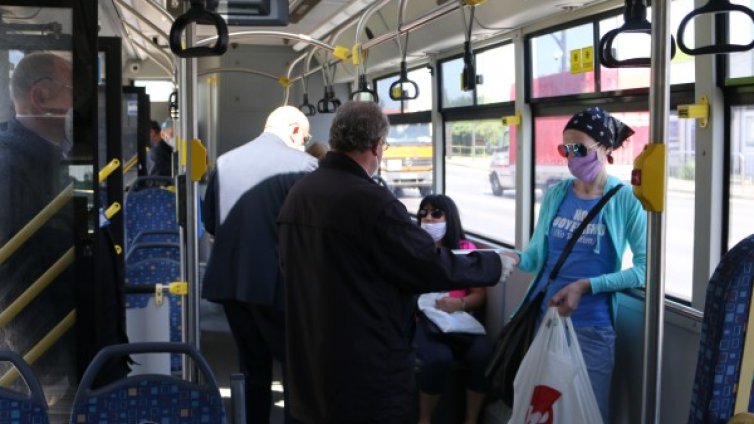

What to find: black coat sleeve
left=371, top=199, right=502, bottom=294
left=202, top=168, right=218, bottom=236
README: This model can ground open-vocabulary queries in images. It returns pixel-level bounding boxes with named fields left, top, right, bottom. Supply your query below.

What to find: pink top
left=449, top=239, right=477, bottom=298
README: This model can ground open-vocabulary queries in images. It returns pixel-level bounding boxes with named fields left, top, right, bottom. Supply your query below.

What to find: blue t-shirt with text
left=532, top=188, right=617, bottom=327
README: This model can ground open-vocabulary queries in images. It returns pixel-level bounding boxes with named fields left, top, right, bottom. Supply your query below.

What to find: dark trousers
left=415, top=319, right=493, bottom=394
left=223, top=301, right=295, bottom=424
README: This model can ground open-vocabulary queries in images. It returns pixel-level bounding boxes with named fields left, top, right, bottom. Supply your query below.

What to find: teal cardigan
left=517, top=175, right=647, bottom=321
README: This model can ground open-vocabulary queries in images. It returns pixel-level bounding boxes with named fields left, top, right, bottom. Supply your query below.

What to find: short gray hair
left=329, top=101, right=389, bottom=153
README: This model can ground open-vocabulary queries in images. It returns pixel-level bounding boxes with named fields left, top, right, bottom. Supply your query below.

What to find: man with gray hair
left=202, top=105, right=316, bottom=424
left=278, top=101, right=509, bottom=423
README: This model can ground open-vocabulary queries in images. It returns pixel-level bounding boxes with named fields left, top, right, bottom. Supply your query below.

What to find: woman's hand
left=549, top=279, right=591, bottom=316
left=435, top=296, right=464, bottom=313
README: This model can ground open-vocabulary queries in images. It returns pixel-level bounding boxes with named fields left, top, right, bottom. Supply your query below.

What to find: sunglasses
left=417, top=208, right=444, bottom=219
left=557, top=143, right=589, bottom=158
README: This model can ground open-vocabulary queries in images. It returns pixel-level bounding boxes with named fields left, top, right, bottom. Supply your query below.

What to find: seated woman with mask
left=415, top=194, right=491, bottom=424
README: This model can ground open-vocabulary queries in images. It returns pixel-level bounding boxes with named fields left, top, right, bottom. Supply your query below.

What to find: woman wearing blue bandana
left=501, top=107, right=647, bottom=422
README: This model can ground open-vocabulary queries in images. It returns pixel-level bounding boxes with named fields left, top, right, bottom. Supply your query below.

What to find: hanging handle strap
left=547, top=184, right=623, bottom=285
left=350, top=74, right=379, bottom=102
left=169, top=0, right=229, bottom=58
left=599, top=0, right=676, bottom=68
left=677, top=0, right=754, bottom=55
left=389, top=61, right=420, bottom=101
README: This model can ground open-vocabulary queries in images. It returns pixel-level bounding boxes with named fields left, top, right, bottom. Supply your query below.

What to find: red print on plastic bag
left=525, top=385, right=562, bottom=424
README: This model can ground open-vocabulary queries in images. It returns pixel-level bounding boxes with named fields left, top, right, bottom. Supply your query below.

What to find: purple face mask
left=567, top=151, right=603, bottom=183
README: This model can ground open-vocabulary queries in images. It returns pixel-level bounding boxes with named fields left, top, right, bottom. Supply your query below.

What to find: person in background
left=202, top=106, right=316, bottom=424
left=147, top=120, right=173, bottom=177
left=502, top=106, right=647, bottom=422
left=414, top=194, right=492, bottom=424
left=304, top=140, right=329, bottom=160
left=160, top=118, right=175, bottom=148
left=278, top=101, right=509, bottom=424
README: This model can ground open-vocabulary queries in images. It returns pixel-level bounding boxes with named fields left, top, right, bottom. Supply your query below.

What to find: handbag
left=486, top=184, right=623, bottom=407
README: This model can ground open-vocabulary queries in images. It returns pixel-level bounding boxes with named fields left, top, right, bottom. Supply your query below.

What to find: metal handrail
left=0, top=183, right=73, bottom=265
left=0, top=248, right=74, bottom=328
left=0, top=309, right=76, bottom=387
left=197, top=30, right=335, bottom=52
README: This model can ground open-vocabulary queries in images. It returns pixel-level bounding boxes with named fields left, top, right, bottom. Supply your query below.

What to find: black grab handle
left=350, top=74, right=379, bottom=103
left=317, top=86, right=341, bottom=113
left=599, top=0, right=676, bottom=67
left=169, top=1, right=229, bottom=58
left=299, top=93, right=316, bottom=116
left=677, top=0, right=754, bottom=55
left=389, top=62, right=419, bottom=101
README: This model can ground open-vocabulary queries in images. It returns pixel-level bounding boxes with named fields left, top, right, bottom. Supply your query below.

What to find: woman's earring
left=607, top=153, right=614, bottom=164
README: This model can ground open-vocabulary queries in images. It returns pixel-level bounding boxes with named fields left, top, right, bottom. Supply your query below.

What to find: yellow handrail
left=123, top=155, right=138, bottom=173
left=98, top=158, right=121, bottom=183
left=0, top=183, right=74, bottom=265
left=0, top=309, right=76, bottom=387
left=0, top=248, right=74, bottom=328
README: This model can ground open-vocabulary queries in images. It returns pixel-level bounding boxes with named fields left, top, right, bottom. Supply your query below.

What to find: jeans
left=575, top=325, right=616, bottom=423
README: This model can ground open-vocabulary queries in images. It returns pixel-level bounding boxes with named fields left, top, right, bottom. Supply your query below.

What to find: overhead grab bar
left=113, top=0, right=171, bottom=43
left=599, top=0, right=677, bottom=67
left=677, top=0, right=754, bottom=55
left=198, top=31, right=335, bottom=52
left=198, top=67, right=279, bottom=79
left=169, top=0, right=229, bottom=58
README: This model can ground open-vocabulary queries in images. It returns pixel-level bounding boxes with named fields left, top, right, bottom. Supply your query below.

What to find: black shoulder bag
left=485, top=184, right=623, bottom=407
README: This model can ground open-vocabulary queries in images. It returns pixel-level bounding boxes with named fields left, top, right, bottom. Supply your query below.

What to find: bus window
left=445, top=118, right=516, bottom=244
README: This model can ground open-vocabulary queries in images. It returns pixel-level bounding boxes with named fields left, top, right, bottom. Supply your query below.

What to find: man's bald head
left=11, top=52, right=72, bottom=114
left=264, top=106, right=311, bottom=148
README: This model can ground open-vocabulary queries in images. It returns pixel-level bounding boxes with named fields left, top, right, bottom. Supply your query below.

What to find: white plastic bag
left=507, top=307, right=603, bottom=424
left=417, top=292, right=486, bottom=335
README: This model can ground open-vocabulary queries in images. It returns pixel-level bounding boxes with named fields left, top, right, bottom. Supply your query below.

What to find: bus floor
left=200, top=330, right=286, bottom=424
left=201, top=329, right=494, bottom=424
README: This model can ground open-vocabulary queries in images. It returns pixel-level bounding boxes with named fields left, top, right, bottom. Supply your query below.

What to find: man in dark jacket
left=147, top=120, right=173, bottom=177
left=278, top=101, right=508, bottom=424
left=202, top=106, right=316, bottom=424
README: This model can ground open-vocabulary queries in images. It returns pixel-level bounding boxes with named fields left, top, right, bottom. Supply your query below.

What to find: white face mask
left=421, top=222, right=447, bottom=243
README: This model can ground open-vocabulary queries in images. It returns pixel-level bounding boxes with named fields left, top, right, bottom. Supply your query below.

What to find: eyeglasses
left=382, top=138, right=390, bottom=151
left=417, top=208, right=444, bottom=219
left=303, top=134, right=312, bottom=144
left=557, top=143, right=589, bottom=158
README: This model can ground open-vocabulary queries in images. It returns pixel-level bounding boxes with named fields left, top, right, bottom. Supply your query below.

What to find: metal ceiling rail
left=197, top=30, right=335, bottom=52
left=144, top=0, right=175, bottom=23
left=198, top=67, right=279, bottom=79
left=361, top=0, right=460, bottom=51
left=121, top=19, right=176, bottom=70
left=113, top=0, right=171, bottom=43
left=130, top=40, right=175, bottom=79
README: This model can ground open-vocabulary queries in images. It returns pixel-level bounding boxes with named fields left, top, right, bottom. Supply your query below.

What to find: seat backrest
left=124, top=186, right=178, bottom=249
left=124, top=258, right=183, bottom=371
left=0, top=351, right=49, bottom=424
left=689, top=234, right=754, bottom=423
left=125, top=242, right=181, bottom=264
left=70, top=343, right=226, bottom=424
